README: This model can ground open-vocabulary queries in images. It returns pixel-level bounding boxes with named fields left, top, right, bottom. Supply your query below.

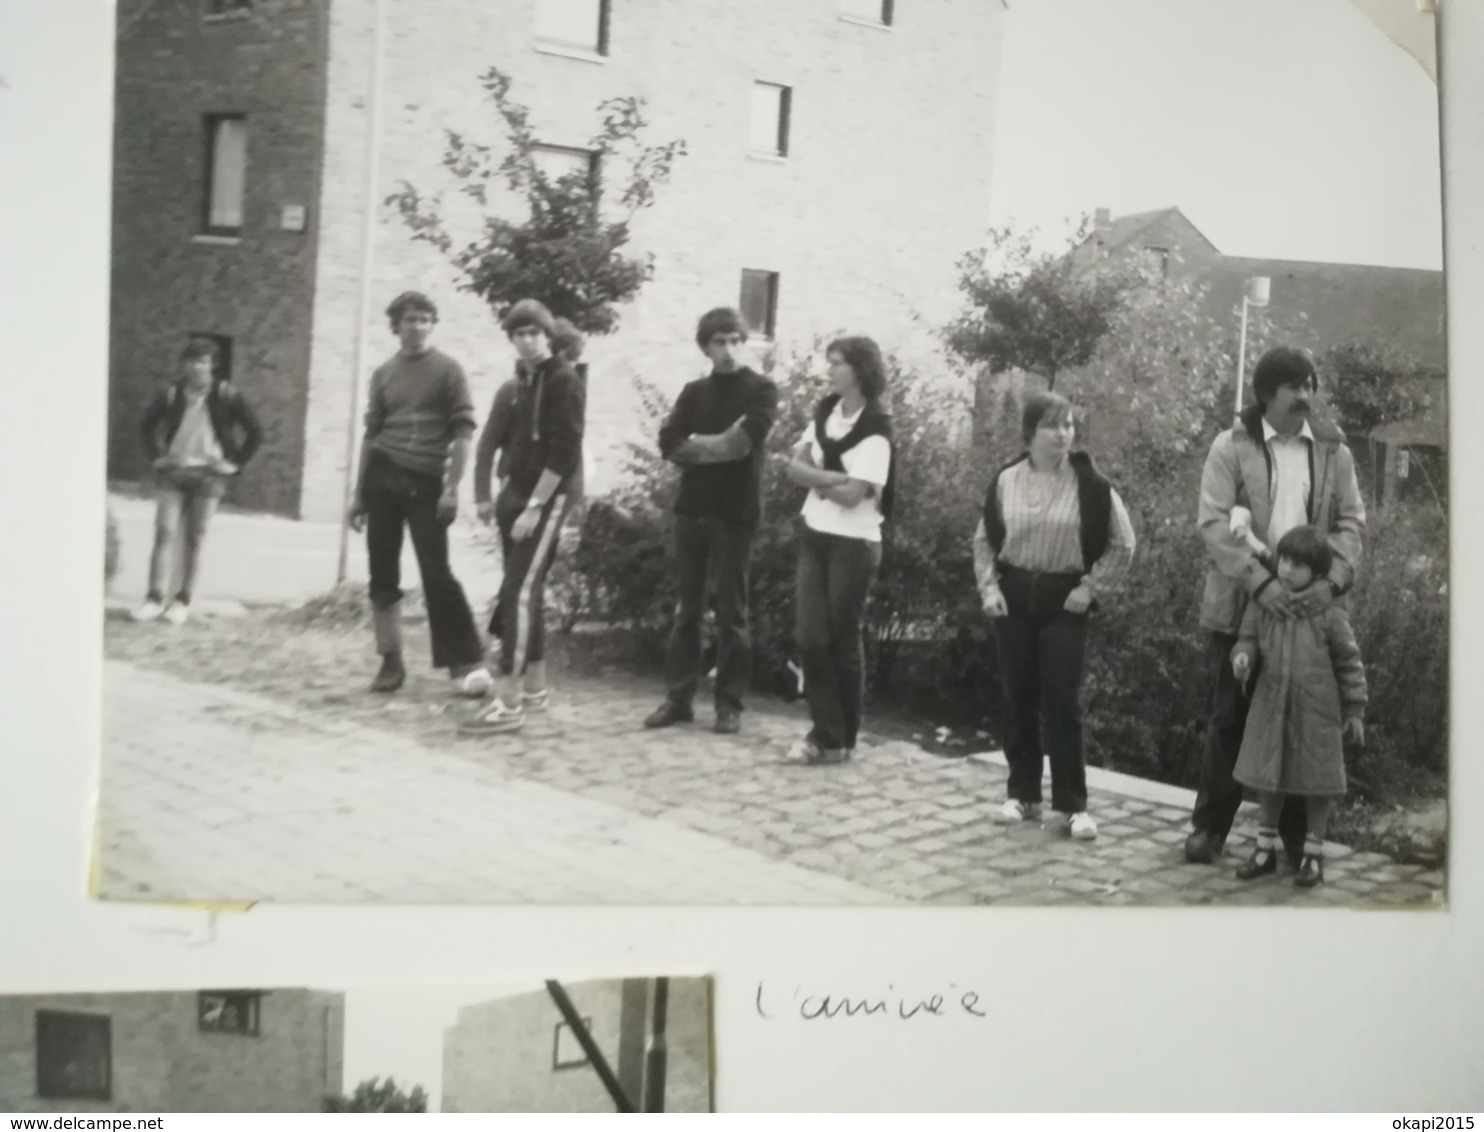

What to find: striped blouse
left=972, top=459, right=1136, bottom=602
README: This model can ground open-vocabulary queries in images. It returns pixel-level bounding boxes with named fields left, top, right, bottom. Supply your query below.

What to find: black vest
left=813, top=394, right=896, bottom=522
left=981, top=449, right=1113, bottom=572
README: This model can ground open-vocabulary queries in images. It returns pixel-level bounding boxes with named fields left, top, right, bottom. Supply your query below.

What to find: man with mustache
left=1183, top=345, right=1366, bottom=869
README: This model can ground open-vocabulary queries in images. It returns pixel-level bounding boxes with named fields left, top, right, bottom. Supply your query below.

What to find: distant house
left=0, top=990, right=345, bottom=1114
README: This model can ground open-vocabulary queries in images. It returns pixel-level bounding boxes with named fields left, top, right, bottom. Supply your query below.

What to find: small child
left=1231, top=524, right=1367, bottom=888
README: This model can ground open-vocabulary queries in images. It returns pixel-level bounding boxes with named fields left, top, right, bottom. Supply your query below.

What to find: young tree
left=386, top=67, right=686, bottom=335
left=327, top=1076, right=429, bottom=1113
left=1318, top=339, right=1439, bottom=439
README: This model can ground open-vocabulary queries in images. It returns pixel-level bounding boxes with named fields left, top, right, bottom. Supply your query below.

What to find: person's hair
left=695, top=307, right=749, bottom=352
left=1275, top=524, right=1333, bottom=578
left=550, top=317, right=585, bottom=362
left=180, top=338, right=218, bottom=365
left=1252, top=345, right=1317, bottom=406
left=826, top=336, right=888, bottom=407
left=385, top=290, right=438, bottom=331
left=1021, top=390, right=1076, bottom=446
left=501, top=298, right=556, bottom=340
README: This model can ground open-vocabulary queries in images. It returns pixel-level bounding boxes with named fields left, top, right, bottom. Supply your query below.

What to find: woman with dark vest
left=780, top=336, right=896, bottom=764
left=971, top=391, right=1135, bottom=840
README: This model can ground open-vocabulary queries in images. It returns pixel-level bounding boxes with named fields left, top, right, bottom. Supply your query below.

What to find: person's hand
left=1230, top=505, right=1253, bottom=539
left=981, top=589, right=1008, bottom=618
left=476, top=500, right=495, bottom=525
left=1232, top=651, right=1252, bottom=681
left=217, top=460, right=239, bottom=476
left=511, top=504, right=542, bottom=542
left=437, top=489, right=458, bottom=526
left=1343, top=716, right=1366, bottom=748
left=1256, top=583, right=1295, bottom=619
left=1290, top=580, right=1336, bottom=619
left=347, top=498, right=368, bottom=534
left=1064, top=584, right=1093, bottom=614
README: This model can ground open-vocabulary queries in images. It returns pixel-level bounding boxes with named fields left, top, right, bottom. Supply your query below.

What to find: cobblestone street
left=98, top=653, right=1443, bottom=909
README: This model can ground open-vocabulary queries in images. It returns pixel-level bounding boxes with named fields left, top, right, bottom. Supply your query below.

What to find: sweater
left=364, top=347, right=477, bottom=477
left=658, top=367, right=779, bottom=527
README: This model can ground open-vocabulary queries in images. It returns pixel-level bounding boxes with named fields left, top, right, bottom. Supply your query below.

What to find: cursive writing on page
left=754, top=981, right=987, bottom=1021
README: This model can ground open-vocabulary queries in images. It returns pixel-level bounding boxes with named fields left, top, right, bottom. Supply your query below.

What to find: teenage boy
left=644, top=307, right=779, bottom=735
left=348, top=291, right=492, bottom=696
left=460, top=299, right=586, bottom=736
left=134, top=337, right=263, bottom=625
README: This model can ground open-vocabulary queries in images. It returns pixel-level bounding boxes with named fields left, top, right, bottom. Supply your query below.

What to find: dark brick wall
left=109, top=0, right=330, bottom=517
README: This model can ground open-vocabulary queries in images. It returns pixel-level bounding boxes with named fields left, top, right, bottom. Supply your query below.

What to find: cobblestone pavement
left=98, top=658, right=1443, bottom=908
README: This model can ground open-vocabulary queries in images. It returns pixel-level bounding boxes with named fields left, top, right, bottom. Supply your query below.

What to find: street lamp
left=1234, top=275, right=1271, bottom=418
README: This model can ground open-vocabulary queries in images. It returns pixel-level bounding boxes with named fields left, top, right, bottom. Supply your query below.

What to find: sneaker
left=458, top=698, right=525, bottom=736
left=455, top=667, right=495, bottom=699
left=1066, top=811, right=1098, bottom=841
left=522, top=688, right=551, bottom=712
left=131, top=599, right=166, bottom=623
left=163, top=602, right=191, bottom=626
left=994, top=799, right=1043, bottom=824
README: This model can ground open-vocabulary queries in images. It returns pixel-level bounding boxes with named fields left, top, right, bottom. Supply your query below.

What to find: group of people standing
left=130, top=292, right=1369, bottom=889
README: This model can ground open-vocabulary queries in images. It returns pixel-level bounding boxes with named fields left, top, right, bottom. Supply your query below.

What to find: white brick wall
left=302, top=0, right=1004, bottom=521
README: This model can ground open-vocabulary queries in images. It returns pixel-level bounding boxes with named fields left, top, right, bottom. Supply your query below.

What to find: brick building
left=110, top=0, right=1006, bottom=520
left=0, top=989, right=345, bottom=1113
left=441, top=979, right=710, bottom=1113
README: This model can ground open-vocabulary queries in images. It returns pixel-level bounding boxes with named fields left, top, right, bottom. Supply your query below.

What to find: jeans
left=363, top=452, right=483, bottom=671
left=794, top=525, right=881, bottom=751
left=663, top=515, right=754, bottom=713
left=992, top=567, right=1090, bottom=814
left=1190, top=630, right=1307, bottom=859
left=489, top=486, right=570, bottom=677
left=147, top=466, right=228, bottom=603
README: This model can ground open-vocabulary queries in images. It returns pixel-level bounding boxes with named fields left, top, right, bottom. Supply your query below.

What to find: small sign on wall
left=280, top=205, right=307, bottom=232
left=1397, top=448, right=1411, bottom=479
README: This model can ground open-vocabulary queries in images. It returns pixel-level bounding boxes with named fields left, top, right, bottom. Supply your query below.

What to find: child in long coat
left=1231, top=524, right=1367, bottom=888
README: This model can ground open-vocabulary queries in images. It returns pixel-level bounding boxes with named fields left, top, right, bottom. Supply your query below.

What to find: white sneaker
left=994, top=799, right=1043, bottom=824
left=163, top=602, right=191, bottom=626
left=131, top=599, right=166, bottom=622
left=521, top=688, right=551, bottom=712
left=457, top=667, right=495, bottom=698
left=1067, top=812, right=1098, bottom=841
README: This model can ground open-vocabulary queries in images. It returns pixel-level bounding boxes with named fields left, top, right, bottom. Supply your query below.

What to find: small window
left=749, top=82, right=791, bottom=158
left=552, top=1018, right=593, bottom=1071
left=205, top=0, right=251, bottom=13
left=740, top=270, right=780, bottom=339
left=36, top=1012, right=112, bottom=1100
left=199, top=991, right=263, bottom=1036
left=840, top=0, right=893, bottom=25
left=535, top=0, right=610, bottom=56
left=203, top=114, right=248, bottom=236
left=1145, top=246, right=1170, bottom=279
left=531, top=144, right=600, bottom=189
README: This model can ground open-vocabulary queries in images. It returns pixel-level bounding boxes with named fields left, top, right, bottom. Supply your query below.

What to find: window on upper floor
left=202, top=114, right=248, bottom=237
left=35, top=1012, right=112, bottom=1101
left=740, top=270, right=780, bottom=339
left=205, top=0, right=251, bottom=14
left=535, top=0, right=610, bottom=57
left=840, top=0, right=894, bottom=26
left=749, top=82, right=791, bottom=158
left=552, top=1018, right=593, bottom=1070
left=199, top=990, right=263, bottom=1036
left=1144, top=245, right=1171, bottom=279
left=531, top=144, right=600, bottom=190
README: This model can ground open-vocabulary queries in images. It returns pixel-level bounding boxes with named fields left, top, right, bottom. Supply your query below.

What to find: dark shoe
left=1235, top=847, right=1279, bottom=881
left=1283, top=842, right=1306, bottom=871
left=644, top=701, right=694, bottom=729
left=1295, top=854, right=1325, bottom=888
left=1183, top=829, right=1226, bottom=865
left=370, top=653, right=406, bottom=694
left=713, top=708, right=741, bottom=735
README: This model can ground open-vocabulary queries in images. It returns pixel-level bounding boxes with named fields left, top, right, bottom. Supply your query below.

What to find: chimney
left=1094, top=207, right=1112, bottom=229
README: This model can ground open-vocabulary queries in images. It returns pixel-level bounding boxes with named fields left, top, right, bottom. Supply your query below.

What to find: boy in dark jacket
left=133, top=337, right=262, bottom=625
left=460, top=299, right=586, bottom=736
left=644, top=307, right=779, bottom=735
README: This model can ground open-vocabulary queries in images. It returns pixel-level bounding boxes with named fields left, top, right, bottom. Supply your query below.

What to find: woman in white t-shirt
left=779, top=336, right=895, bottom=764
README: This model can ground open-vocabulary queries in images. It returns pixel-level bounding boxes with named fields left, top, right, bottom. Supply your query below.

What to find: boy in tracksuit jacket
left=461, top=299, right=586, bottom=736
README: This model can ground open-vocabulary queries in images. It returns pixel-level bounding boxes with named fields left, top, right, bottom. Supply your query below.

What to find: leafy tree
left=944, top=219, right=1148, bottom=390
left=1317, top=339, right=1439, bottom=439
left=327, top=1076, right=429, bottom=1113
left=386, top=67, right=687, bottom=335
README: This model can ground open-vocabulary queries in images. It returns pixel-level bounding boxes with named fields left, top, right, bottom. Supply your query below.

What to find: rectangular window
left=840, top=0, right=893, bottom=25
left=552, top=1019, right=592, bottom=1070
left=199, top=991, right=263, bottom=1036
left=534, top=0, right=610, bottom=56
left=739, top=270, right=780, bottom=339
left=749, top=82, right=791, bottom=157
left=205, top=0, right=251, bottom=13
left=203, top=114, right=248, bottom=236
left=531, top=144, right=600, bottom=189
left=35, top=1012, right=112, bottom=1101
left=1144, top=246, right=1171, bottom=279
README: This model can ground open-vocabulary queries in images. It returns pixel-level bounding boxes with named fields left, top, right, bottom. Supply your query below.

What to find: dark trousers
left=993, top=568, right=1090, bottom=814
left=364, top=453, right=483, bottom=671
left=490, top=487, right=570, bottom=677
left=663, top=515, right=753, bottom=713
left=1191, top=630, right=1308, bottom=859
left=795, top=526, right=881, bottom=751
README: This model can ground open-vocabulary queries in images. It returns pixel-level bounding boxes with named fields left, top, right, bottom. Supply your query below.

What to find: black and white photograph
left=97, top=0, right=1447, bottom=908
left=1, top=977, right=712, bottom=1114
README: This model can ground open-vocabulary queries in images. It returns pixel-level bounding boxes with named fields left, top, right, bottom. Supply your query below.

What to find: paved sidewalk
left=98, top=658, right=1443, bottom=908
